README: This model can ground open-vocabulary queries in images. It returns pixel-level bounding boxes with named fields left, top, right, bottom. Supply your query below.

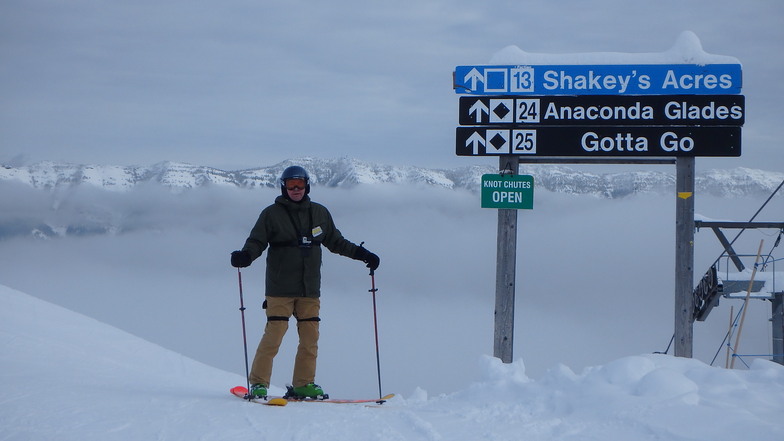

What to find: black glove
left=353, top=246, right=380, bottom=271
left=231, top=250, right=252, bottom=268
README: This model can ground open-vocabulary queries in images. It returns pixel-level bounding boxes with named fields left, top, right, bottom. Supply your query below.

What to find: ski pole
left=369, top=267, right=383, bottom=400
left=236, top=268, right=251, bottom=399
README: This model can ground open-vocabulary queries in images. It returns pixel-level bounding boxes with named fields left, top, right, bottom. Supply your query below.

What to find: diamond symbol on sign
left=489, top=98, right=513, bottom=123
left=490, top=133, right=507, bottom=150
left=485, top=129, right=509, bottom=153
left=493, top=103, right=510, bottom=120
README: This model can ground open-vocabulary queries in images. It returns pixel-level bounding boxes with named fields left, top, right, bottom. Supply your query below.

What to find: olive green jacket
left=242, top=195, right=361, bottom=297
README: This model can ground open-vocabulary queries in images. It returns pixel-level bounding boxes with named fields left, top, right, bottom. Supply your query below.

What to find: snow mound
left=490, top=31, right=741, bottom=65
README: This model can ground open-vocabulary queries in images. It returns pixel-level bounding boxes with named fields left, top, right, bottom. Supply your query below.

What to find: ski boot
left=247, top=383, right=268, bottom=399
left=284, top=383, right=329, bottom=400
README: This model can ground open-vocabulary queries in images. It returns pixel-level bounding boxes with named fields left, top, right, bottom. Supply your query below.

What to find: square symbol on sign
left=484, top=68, right=508, bottom=93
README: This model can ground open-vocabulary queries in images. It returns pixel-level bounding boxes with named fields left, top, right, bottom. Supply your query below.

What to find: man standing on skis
left=230, top=165, right=380, bottom=400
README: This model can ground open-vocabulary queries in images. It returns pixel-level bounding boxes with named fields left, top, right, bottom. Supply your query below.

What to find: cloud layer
left=0, top=182, right=779, bottom=396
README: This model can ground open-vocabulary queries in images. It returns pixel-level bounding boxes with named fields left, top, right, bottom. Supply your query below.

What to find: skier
left=230, top=165, right=380, bottom=399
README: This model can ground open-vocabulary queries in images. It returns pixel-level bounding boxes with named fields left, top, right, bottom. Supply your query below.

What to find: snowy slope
left=2, top=283, right=782, bottom=441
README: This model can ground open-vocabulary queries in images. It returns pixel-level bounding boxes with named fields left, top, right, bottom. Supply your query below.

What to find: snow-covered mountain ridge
left=1, top=157, right=782, bottom=198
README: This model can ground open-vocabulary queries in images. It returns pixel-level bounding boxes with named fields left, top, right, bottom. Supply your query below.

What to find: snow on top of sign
left=490, top=31, right=741, bottom=66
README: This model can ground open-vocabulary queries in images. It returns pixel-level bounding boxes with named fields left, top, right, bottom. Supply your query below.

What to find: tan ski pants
left=249, top=296, right=320, bottom=388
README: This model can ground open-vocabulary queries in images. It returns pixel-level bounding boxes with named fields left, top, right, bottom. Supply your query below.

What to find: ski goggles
left=285, top=178, right=307, bottom=191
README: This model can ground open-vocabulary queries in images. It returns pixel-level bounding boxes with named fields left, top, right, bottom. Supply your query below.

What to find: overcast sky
left=1, top=0, right=781, bottom=171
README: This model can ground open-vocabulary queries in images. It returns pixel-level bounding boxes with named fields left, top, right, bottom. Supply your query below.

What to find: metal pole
left=772, top=292, right=784, bottom=366
left=369, top=269, right=383, bottom=399
left=731, top=240, right=765, bottom=368
left=494, top=155, right=518, bottom=363
left=725, top=306, right=734, bottom=369
left=674, top=157, right=695, bottom=358
left=236, top=268, right=251, bottom=397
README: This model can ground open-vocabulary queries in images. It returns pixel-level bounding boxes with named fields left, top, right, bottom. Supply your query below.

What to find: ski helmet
left=279, top=165, right=310, bottom=198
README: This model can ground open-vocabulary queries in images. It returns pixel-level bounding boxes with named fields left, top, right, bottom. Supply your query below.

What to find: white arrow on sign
left=463, top=68, right=484, bottom=92
left=469, top=100, right=489, bottom=123
left=465, top=131, right=486, bottom=155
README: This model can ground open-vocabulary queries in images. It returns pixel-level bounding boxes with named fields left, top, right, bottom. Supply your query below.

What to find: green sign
left=481, top=174, right=534, bottom=209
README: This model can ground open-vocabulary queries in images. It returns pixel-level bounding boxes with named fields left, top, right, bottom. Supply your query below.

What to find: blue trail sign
left=454, top=64, right=742, bottom=96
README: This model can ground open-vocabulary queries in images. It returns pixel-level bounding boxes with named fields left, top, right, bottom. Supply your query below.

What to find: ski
left=230, top=386, right=288, bottom=406
left=230, top=386, right=393, bottom=405
left=288, top=394, right=395, bottom=404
